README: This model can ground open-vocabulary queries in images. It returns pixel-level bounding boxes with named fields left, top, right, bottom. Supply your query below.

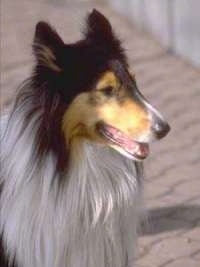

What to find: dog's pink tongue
left=106, top=125, right=149, bottom=158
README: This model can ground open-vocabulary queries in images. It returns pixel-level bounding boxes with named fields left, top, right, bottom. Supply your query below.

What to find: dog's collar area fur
left=0, top=111, right=143, bottom=267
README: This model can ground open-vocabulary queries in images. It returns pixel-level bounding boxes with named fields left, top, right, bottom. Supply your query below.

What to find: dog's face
left=63, top=68, right=169, bottom=160
left=33, top=9, right=170, bottom=161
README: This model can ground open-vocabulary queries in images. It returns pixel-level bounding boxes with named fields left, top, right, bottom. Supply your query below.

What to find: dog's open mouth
left=97, top=122, right=149, bottom=160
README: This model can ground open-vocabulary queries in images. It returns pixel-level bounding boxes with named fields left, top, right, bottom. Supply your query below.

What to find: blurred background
left=1, top=0, right=200, bottom=266
left=109, top=0, right=200, bottom=67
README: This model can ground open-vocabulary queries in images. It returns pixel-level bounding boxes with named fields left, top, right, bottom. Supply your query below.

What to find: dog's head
left=33, top=9, right=170, bottom=162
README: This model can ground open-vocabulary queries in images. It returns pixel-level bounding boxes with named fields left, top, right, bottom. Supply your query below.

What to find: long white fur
left=0, top=107, right=143, bottom=267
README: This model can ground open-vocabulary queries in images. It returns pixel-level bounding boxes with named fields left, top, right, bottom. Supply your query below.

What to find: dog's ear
left=33, top=22, right=64, bottom=72
left=85, top=9, right=114, bottom=43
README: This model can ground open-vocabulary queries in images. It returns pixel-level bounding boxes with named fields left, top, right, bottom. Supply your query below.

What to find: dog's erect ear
left=33, top=22, right=64, bottom=72
left=85, top=9, right=114, bottom=42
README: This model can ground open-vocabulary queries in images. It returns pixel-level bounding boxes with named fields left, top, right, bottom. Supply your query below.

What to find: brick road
left=1, top=1, right=200, bottom=266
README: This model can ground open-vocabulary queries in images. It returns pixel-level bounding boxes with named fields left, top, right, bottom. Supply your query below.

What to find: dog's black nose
left=153, top=121, right=170, bottom=139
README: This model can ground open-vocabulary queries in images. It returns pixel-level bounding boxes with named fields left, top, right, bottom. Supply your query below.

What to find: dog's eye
left=101, top=86, right=115, bottom=97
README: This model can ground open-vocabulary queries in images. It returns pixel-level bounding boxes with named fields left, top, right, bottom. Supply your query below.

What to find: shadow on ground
left=140, top=205, right=200, bottom=236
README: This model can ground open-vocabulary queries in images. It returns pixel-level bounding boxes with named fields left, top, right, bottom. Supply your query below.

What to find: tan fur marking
left=62, top=93, right=99, bottom=143
left=34, top=43, right=62, bottom=72
left=96, top=71, right=119, bottom=90
left=97, top=99, right=150, bottom=139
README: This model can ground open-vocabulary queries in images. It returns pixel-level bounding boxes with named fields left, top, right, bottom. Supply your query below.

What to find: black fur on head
left=17, top=9, right=128, bottom=173
left=33, top=9, right=127, bottom=103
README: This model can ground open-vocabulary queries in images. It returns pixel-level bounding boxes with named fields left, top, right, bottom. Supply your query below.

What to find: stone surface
left=1, top=0, right=200, bottom=266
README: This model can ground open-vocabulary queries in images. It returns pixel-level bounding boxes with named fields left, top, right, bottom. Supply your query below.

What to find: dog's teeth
left=116, top=132, right=123, bottom=138
left=133, top=144, right=140, bottom=154
left=118, top=132, right=123, bottom=137
left=128, top=143, right=139, bottom=155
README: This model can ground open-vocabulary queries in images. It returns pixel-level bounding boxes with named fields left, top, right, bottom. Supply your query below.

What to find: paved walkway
left=1, top=1, right=200, bottom=266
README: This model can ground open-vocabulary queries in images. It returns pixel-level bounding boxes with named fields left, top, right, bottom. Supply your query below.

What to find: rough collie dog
left=0, top=9, right=170, bottom=267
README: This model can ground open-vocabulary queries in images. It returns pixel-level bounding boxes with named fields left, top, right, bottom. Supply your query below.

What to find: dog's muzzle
left=145, top=102, right=170, bottom=140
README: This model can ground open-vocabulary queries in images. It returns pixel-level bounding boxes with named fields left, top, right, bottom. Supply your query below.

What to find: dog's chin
left=96, top=122, right=149, bottom=161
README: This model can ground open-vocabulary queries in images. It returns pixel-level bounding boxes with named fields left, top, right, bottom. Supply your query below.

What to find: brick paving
left=1, top=1, right=200, bottom=266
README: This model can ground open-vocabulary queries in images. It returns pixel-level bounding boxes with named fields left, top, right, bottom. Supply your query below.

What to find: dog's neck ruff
left=0, top=109, right=143, bottom=267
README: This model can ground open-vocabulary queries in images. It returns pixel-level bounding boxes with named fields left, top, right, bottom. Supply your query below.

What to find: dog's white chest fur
left=0, top=113, right=142, bottom=267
